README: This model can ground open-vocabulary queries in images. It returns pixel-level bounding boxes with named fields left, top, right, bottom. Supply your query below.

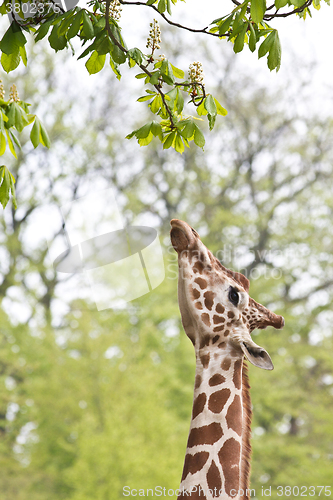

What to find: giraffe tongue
left=170, top=227, right=190, bottom=252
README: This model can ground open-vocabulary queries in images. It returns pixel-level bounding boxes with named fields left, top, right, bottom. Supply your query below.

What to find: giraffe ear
left=232, top=271, right=250, bottom=292
left=241, top=340, right=274, bottom=370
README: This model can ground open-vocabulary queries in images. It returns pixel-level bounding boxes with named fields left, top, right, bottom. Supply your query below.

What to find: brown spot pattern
left=192, top=393, right=207, bottom=420
left=193, top=261, right=204, bottom=274
left=226, top=395, right=242, bottom=436
left=212, top=335, right=220, bottom=343
left=194, top=277, right=208, bottom=290
left=200, top=334, right=210, bottom=349
left=218, top=342, right=226, bottom=349
left=224, top=330, right=230, bottom=337
left=195, top=302, right=203, bottom=310
left=204, top=291, right=215, bottom=311
left=188, top=422, right=223, bottom=447
left=195, top=375, right=202, bottom=389
left=191, top=288, right=200, bottom=300
left=209, top=374, right=226, bottom=386
left=216, top=303, right=225, bottom=314
left=213, top=315, right=225, bottom=324
left=208, top=388, right=231, bottom=413
left=221, top=358, right=231, bottom=371
left=178, top=485, right=207, bottom=500
left=218, top=438, right=241, bottom=496
left=233, top=359, right=242, bottom=390
left=206, top=460, right=222, bottom=497
left=227, top=311, right=235, bottom=319
left=201, top=313, right=211, bottom=327
left=200, top=353, right=210, bottom=368
left=181, top=451, right=210, bottom=481
left=213, top=326, right=224, bottom=332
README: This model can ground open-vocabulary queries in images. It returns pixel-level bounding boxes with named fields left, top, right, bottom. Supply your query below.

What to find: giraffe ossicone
left=170, top=219, right=284, bottom=500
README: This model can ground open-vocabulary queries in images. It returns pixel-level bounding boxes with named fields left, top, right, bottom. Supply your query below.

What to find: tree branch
left=117, top=0, right=227, bottom=38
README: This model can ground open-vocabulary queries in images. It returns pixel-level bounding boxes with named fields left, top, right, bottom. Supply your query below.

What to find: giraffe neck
left=178, top=345, right=252, bottom=500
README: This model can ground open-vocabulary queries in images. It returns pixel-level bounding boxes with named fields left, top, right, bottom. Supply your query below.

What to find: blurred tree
left=0, top=30, right=332, bottom=500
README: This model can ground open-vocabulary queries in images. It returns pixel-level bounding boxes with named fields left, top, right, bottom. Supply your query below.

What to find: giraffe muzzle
left=170, top=219, right=197, bottom=252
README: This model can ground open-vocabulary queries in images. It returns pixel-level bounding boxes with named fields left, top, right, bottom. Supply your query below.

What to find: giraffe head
left=170, top=219, right=284, bottom=370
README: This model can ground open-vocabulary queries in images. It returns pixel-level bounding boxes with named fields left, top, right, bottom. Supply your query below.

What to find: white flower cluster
left=146, top=19, right=161, bottom=51
left=110, top=0, right=122, bottom=20
left=0, top=80, right=5, bottom=100
left=189, top=61, right=204, bottom=84
left=9, top=84, right=19, bottom=102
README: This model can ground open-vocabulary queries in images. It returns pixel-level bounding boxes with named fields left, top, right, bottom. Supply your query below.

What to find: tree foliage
left=0, top=0, right=330, bottom=170
left=0, top=40, right=333, bottom=498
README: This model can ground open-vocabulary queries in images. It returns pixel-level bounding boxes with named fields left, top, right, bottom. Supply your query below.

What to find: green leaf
left=0, top=22, right=27, bottom=55
left=258, top=30, right=275, bottom=58
left=175, top=89, right=184, bottom=114
left=58, top=13, right=76, bottom=36
left=208, top=114, right=216, bottom=131
left=30, top=118, right=40, bottom=148
left=5, top=129, right=17, bottom=158
left=197, top=100, right=208, bottom=116
left=149, top=95, right=161, bottom=114
left=111, top=44, right=126, bottom=64
left=78, top=41, right=96, bottom=60
left=96, top=36, right=112, bottom=56
left=39, top=122, right=51, bottom=148
left=67, top=11, right=83, bottom=39
left=6, top=102, right=28, bottom=132
left=0, top=165, right=16, bottom=209
left=138, top=131, right=154, bottom=146
left=193, top=124, right=205, bottom=148
left=128, top=48, right=143, bottom=65
left=110, top=58, right=121, bottom=80
left=163, top=131, right=176, bottom=149
left=170, top=63, right=184, bottom=79
left=29, top=117, right=50, bottom=148
left=248, top=22, right=257, bottom=52
left=174, top=132, right=184, bottom=154
left=160, top=60, right=175, bottom=85
left=204, top=95, right=217, bottom=116
left=158, top=0, right=166, bottom=12
left=19, top=46, right=27, bottom=66
left=82, top=10, right=94, bottom=39
left=1, top=50, right=20, bottom=73
left=250, top=0, right=266, bottom=24
left=214, top=98, right=228, bottom=116
left=35, top=21, right=53, bottom=42
left=151, top=121, right=163, bottom=139
left=267, top=30, right=281, bottom=71
left=137, top=94, right=154, bottom=102
left=275, top=0, right=288, bottom=6
left=149, top=71, right=160, bottom=85
left=233, top=22, right=248, bottom=53
left=135, top=122, right=152, bottom=139
left=217, top=14, right=234, bottom=36
left=48, top=25, right=67, bottom=52
left=85, top=51, right=106, bottom=74
left=180, top=120, right=195, bottom=139
left=0, top=132, right=6, bottom=155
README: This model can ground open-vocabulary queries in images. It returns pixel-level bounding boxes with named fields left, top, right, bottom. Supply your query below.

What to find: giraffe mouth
left=170, top=219, right=196, bottom=252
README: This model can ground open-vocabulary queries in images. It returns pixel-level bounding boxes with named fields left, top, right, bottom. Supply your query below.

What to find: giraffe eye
left=228, top=286, right=239, bottom=306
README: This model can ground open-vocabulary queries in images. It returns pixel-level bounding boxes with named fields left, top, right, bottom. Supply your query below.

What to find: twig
left=116, top=0, right=229, bottom=38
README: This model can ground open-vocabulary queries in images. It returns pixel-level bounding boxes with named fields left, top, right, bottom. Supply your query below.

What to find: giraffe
left=170, top=219, right=284, bottom=500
